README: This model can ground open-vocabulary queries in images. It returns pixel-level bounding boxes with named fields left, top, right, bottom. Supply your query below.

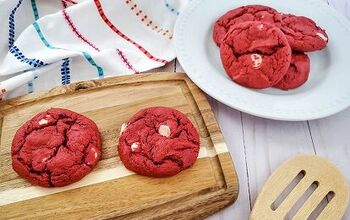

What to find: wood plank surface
left=250, top=155, right=349, bottom=220
left=0, top=73, right=238, bottom=219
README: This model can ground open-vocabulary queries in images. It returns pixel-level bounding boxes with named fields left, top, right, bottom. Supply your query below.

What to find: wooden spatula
left=250, top=155, right=349, bottom=220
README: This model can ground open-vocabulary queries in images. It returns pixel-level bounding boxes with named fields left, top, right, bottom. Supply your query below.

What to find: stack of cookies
left=213, top=5, right=328, bottom=90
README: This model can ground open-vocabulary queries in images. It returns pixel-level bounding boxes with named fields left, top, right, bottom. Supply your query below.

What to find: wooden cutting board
left=0, top=73, right=238, bottom=220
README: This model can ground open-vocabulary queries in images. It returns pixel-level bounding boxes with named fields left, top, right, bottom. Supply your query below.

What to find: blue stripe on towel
left=27, top=81, right=34, bottom=93
left=61, top=58, right=71, bottom=85
left=8, top=0, right=24, bottom=49
left=33, top=22, right=104, bottom=78
left=82, top=52, right=104, bottom=78
left=30, top=0, right=40, bottom=21
left=28, top=0, right=40, bottom=92
left=164, top=0, right=180, bottom=16
left=9, top=45, right=46, bottom=67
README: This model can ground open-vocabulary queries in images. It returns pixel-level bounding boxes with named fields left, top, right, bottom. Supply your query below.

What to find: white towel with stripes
left=0, top=0, right=189, bottom=99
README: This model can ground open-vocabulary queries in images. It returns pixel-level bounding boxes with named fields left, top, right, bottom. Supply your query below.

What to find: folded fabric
left=0, top=0, right=189, bottom=99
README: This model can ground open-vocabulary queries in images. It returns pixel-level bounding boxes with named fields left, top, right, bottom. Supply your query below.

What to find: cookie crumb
left=159, top=125, right=171, bottom=137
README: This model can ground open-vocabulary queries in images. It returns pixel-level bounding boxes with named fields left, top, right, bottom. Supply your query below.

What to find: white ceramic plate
left=174, top=0, right=350, bottom=121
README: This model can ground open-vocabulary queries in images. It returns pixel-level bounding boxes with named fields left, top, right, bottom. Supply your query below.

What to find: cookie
left=213, top=5, right=282, bottom=46
left=12, top=108, right=101, bottom=187
left=118, top=107, right=200, bottom=177
left=220, top=21, right=292, bottom=89
left=281, top=14, right=328, bottom=52
left=274, top=52, right=310, bottom=90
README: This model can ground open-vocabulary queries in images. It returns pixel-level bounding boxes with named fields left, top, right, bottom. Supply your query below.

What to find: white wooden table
left=156, top=1, right=350, bottom=218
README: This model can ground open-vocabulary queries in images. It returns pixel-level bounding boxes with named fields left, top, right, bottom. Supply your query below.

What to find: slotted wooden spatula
left=250, top=155, right=349, bottom=220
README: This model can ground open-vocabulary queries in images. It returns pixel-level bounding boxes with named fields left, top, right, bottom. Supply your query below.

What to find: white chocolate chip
left=258, top=24, right=264, bottom=30
left=38, top=119, right=48, bottom=125
left=316, top=32, right=328, bottom=42
left=251, top=54, right=263, bottom=69
left=131, top=142, right=139, bottom=151
left=158, top=125, right=171, bottom=137
left=120, top=123, right=127, bottom=134
left=91, top=147, right=98, bottom=159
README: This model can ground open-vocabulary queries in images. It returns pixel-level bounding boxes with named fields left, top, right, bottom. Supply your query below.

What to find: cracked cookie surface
left=274, top=52, right=310, bottom=90
left=213, top=5, right=282, bottom=46
left=281, top=14, right=328, bottom=52
left=118, top=107, right=200, bottom=177
left=220, top=21, right=292, bottom=89
left=11, top=108, right=101, bottom=187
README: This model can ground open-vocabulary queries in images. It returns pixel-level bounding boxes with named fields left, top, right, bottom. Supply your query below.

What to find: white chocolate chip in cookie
left=38, top=119, right=48, bottom=125
left=120, top=123, right=127, bottom=134
left=316, top=32, right=328, bottom=42
left=131, top=142, right=139, bottom=151
left=251, top=54, right=263, bottom=69
left=258, top=24, right=264, bottom=30
left=159, top=125, right=171, bottom=137
left=91, top=147, right=98, bottom=159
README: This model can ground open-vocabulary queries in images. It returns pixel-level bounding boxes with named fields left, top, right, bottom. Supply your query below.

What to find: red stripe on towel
left=62, top=8, right=101, bottom=52
left=116, top=49, right=138, bottom=73
left=61, top=0, right=68, bottom=9
left=94, top=0, right=168, bottom=64
left=63, top=0, right=77, bottom=5
left=124, top=0, right=173, bottom=39
left=63, top=8, right=139, bottom=72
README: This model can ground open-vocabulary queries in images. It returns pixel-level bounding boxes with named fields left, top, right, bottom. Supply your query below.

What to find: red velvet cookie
left=220, top=21, right=292, bottom=89
left=213, top=5, right=282, bottom=46
left=12, top=108, right=101, bottom=187
left=281, top=14, right=328, bottom=52
left=118, top=107, right=200, bottom=177
left=274, top=52, right=310, bottom=90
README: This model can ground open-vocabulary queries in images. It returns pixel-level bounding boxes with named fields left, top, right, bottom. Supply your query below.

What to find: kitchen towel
left=0, top=0, right=189, bottom=99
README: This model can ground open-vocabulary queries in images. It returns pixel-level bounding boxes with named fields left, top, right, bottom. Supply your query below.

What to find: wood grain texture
left=250, top=155, right=349, bottom=220
left=207, top=102, right=251, bottom=220
left=308, top=108, right=350, bottom=218
left=241, top=114, right=316, bottom=206
left=0, top=73, right=238, bottom=219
